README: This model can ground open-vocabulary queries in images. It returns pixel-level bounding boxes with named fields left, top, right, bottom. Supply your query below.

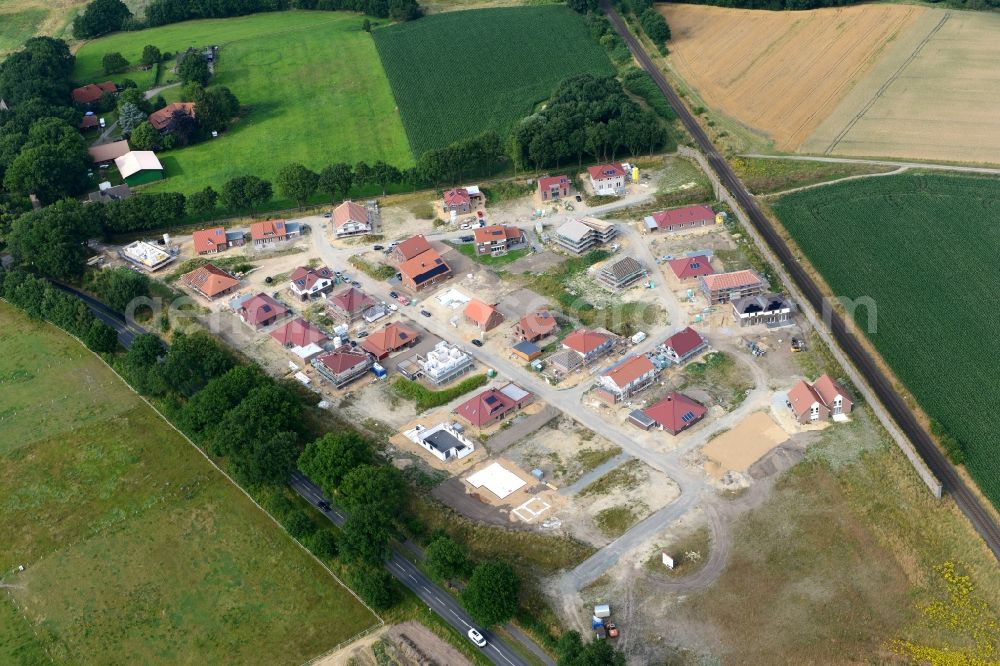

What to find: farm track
left=602, top=2, right=1000, bottom=560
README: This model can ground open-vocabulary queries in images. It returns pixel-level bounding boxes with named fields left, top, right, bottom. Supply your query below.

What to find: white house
left=587, top=163, right=627, bottom=196
left=333, top=200, right=374, bottom=238
left=289, top=266, right=335, bottom=300
left=404, top=422, right=475, bottom=462
left=597, top=355, right=657, bottom=402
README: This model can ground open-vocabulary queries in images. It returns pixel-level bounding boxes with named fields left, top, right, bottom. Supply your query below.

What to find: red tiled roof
left=361, top=322, right=418, bottom=358
left=454, top=388, right=515, bottom=429
left=71, top=81, right=116, bottom=104
left=464, top=299, right=503, bottom=329
left=79, top=115, right=100, bottom=129
left=250, top=219, right=287, bottom=242
left=443, top=188, right=471, bottom=206
left=329, top=286, right=375, bottom=314
left=192, top=226, right=227, bottom=253
left=587, top=163, right=626, bottom=180
left=333, top=200, right=369, bottom=230
left=474, top=225, right=522, bottom=244
left=563, top=329, right=610, bottom=355
left=649, top=205, right=715, bottom=229
left=316, top=348, right=369, bottom=374
left=668, top=255, right=715, bottom=280
left=812, top=374, right=850, bottom=408
left=643, top=392, right=706, bottom=432
left=394, top=234, right=432, bottom=261
left=787, top=380, right=822, bottom=418
left=290, top=265, right=334, bottom=292
left=148, top=102, right=195, bottom=131
left=604, top=355, right=654, bottom=388
left=181, top=263, right=239, bottom=298
left=270, top=318, right=326, bottom=347
left=239, top=293, right=288, bottom=327
left=665, top=327, right=705, bottom=358
left=702, top=270, right=764, bottom=292
left=518, top=310, right=557, bottom=338
left=399, top=248, right=451, bottom=284
left=538, top=175, right=569, bottom=190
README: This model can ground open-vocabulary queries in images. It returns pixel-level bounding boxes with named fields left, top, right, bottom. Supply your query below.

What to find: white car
left=388, top=303, right=398, bottom=311
left=459, top=223, right=472, bottom=230
left=467, top=628, right=487, bottom=648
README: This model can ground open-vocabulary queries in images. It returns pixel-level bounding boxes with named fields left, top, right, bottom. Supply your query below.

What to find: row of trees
left=74, top=0, right=134, bottom=38
left=144, top=0, right=421, bottom=27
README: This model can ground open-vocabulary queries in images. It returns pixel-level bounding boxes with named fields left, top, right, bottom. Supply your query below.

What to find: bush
left=392, top=374, right=488, bottom=412
left=638, top=8, right=671, bottom=52
left=309, top=529, right=338, bottom=560
left=347, top=256, right=397, bottom=281
left=345, top=565, right=399, bottom=611
left=102, top=51, right=129, bottom=74
left=284, top=510, right=316, bottom=539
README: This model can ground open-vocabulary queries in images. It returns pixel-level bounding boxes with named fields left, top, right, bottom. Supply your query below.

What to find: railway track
left=601, top=2, right=1000, bottom=559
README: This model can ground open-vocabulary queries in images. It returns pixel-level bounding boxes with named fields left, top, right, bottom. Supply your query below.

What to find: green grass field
left=771, top=172, right=1000, bottom=508
left=372, top=6, right=615, bottom=155
left=73, top=11, right=412, bottom=199
left=0, top=302, right=378, bottom=664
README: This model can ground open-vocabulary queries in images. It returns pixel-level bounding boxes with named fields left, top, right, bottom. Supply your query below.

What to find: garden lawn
left=772, top=172, right=1000, bottom=508
left=73, top=11, right=411, bottom=200
left=373, top=6, right=615, bottom=155
left=0, top=302, right=378, bottom=664
left=452, top=242, right=528, bottom=266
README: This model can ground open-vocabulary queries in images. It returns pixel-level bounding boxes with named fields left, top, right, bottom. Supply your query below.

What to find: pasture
left=0, top=303, right=378, bottom=664
left=73, top=11, right=412, bottom=198
left=802, top=10, right=1000, bottom=164
left=660, top=4, right=922, bottom=151
left=771, top=173, right=1000, bottom=508
left=373, top=6, right=615, bottom=156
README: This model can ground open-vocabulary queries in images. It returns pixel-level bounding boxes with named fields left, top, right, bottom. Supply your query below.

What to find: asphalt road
left=49, top=280, right=145, bottom=347
left=602, top=2, right=1000, bottom=559
left=289, top=472, right=536, bottom=666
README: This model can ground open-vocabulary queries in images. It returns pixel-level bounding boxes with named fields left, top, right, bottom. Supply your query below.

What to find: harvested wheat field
left=802, top=9, right=1000, bottom=163
left=660, top=4, right=923, bottom=150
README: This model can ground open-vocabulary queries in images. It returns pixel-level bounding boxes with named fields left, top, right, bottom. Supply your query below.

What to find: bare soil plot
left=802, top=9, right=1000, bottom=164
left=660, top=4, right=922, bottom=150
left=702, top=411, right=788, bottom=479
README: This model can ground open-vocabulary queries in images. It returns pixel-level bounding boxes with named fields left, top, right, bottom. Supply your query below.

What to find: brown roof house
left=701, top=270, right=766, bottom=305
left=327, top=286, right=376, bottom=323
left=71, top=81, right=117, bottom=105
left=88, top=139, right=131, bottom=163
left=391, top=234, right=433, bottom=263
left=399, top=248, right=452, bottom=292
left=668, top=255, right=715, bottom=281
left=464, top=299, right=504, bottom=332
left=787, top=374, right=853, bottom=424
left=311, top=347, right=373, bottom=388
left=270, top=318, right=328, bottom=359
left=662, top=327, right=707, bottom=365
left=238, top=293, right=289, bottom=329
left=361, top=322, right=419, bottom=360
left=454, top=383, right=534, bottom=429
left=596, top=355, right=657, bottom=403
left=148, top=102, right=195, bottom=132
left=192, top=227, right=229, bottom=255
left=587, top=163, right=628, bottom=196
left=562, top=329, right=613, bottom=364
left=333, top=200, right=374, bottom=238
left=630, top=392, right=707, bottom=434
left=537, top=175, right=571, bottom=202
left=513, top=310, right=557, bottom=342
left=181, top=263, right=239, bottom=300
left=473, top=225, right=525, bottom=257
left=442, top=186, right=483, bottom=215
left=250, top=219, right=290, bottom=246
left=289, top=265, right=335, bottom=300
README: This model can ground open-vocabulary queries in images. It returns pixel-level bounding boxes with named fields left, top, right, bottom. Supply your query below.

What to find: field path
left=757, top=165, right=909, bottom=198
left=743, top=153, right=1000, bottom=177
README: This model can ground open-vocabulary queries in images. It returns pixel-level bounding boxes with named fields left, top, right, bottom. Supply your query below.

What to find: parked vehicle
left=397, top=295, right=410, bottom=305
left=575, top=194, right=582, bottom=202
left=322, top=212, right=332, bottom=218
left=459, top=235, right=475, bottom=242
left=420, top=310, right=432, bottom=318
left=606, top=622, right=619, bottom=638
left=388, top=303, right=398, bottom=311
left=351, top=280, right=361, bottom=287
left=471, top=339, right=483, bottom=347
left=467, top=628, right=487, bottom=648
left=356, top=330, right=369, bottom=338
left=373, top=244, right=384, bottom=250
left=460, top=223, right=472, bottom=230
left=389, top=290, right=399, bottom=299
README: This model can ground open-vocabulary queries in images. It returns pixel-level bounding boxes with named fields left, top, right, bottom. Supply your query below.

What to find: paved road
left=603, top=2, right=1000, bottom=559
left=289, top=472, right=538, bottom=666
left=49, top=281, right=145, bottom=347
left=742, top=153, right=1000, bottom=176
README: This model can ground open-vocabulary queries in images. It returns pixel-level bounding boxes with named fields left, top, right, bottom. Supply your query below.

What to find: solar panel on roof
left=681, top=411, right=695, bottom=423
left=484, top=395, right=498, bottom=405
left=690, top=262, right=700, bottom=269
left=261, top=304, right=271, bottom=313
left=399, top=332, right=408, bottom=340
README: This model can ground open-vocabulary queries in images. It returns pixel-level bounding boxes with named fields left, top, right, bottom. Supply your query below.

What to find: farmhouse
left=663, top=327, right=707, bottom=364
left=442, top=186, right=483, bottom=214
left=668, top=255, right=714, bottom=281
left=181, top=263, right=239, bottom=299
left=554, top=217, right=618, bottom=254
left=473, top=225, right=526, bottom=256
left=71, top=81, right=117, bottom=105
left=87, top=183, right=131, bottom=203
left=588, top=163, right=627, bottom=196
left=418, top=341, right=474, bottom=386
left=327, top=286, right=376, bottom=323
left=238, top=293, right=289, bottom=329
left=114, top=151, right=163, bottom=186
left=644, top=205, right=715, bottom=232
left=399, top=248, right=452, bottom=292
left=289, top=265, right=335, bottom=300
left=596, top=256, right=646, bottom=291
left=312, top=347, right=373, bottom=388
left=537, top=175, right=571, bottom=202
left=88, top=140, right=130, bottom=163
left=631, top=392, right=707, bottom=434
left=148, top=102, right=196, bottom=132
left=405, top=422, right=475, bottom=462
left=333, top=200, right=374, bottom=237
left=464, top=299, right=504, bottom=332
left=597, top=355, right=657, bottom=403
left=732, top=293, right=792, bottom=327
left=250, top=219, right=292, bottom=246
left=513, top=309, right=557, bottom=342
left=454, top=383, right=534, bottom=429
left=392, top=234, right=432, bottom=263
left=361, top=322, right=419, bottom=360
left=701, top=270, right=766, bottom=305
left=787, top=374, right=853, bottom=423
left=563, top=329, right=613, bottom=364
left=270, top=318, right=327, bottom=359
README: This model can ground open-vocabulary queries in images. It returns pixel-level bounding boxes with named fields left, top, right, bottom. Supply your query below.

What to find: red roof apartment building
left=700, top=270, right=766, bottom=305
left=644, top=205, right=715, bottom=232
left=453, top=383, right=534, bottom=429
left=398, top=248, right=452, bottom=292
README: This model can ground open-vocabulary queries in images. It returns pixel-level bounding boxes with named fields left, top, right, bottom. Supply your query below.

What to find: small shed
left=594, top=604, right=611, bottom=619
left=512, top=340, right=542, bottom=362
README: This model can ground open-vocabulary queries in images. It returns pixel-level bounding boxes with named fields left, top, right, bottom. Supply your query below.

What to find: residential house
left=787, top=374, right=853, bottom=424
left=631, top=392, right=707, bottom=434
left=588, top=163, right=628, bottom=196
left=391, top=234, right=433, bottom=263
left=148, top=102, right=196, bottom=132
left=181, top=263, right=239, bottom=300
left=513, top=309, right=557, bottom=342
left=537, top=175, right=571, bottom=202
left=668, top=255, right=715, bottom=281
left=289, top=265, right=335, bottom=300
left=71, top=81, right=117, bottom=105
left=114, top=151, right=163, bottom=186
left=701, top=270, right=766, bottom=305
left=562, top=329, right=613, bottom=364
left=442, top=186, right=483, bottom=214
left=192, top=227, right=229, bottom=254
left=88, top=140, right=130, bottom=163
left=87, top=183, right=131, bottom=203
left=548, top=349, right=583, bottom=375
left=553, top=217, right=617, bottom=254
left=333, top=200, right=373, bottom=237
left=643, top=205, right=715, bottom=232
left=454, top=383, right=534, bottom=429
left=473, top=225, right=526, bottom=256
left=399, top=248, right=452, bottom=292
left=597, top=355, right=657, bottom=403
left=361, top=322, right=419, bottom=360
left=464, top=299, right=504, bottom=332
left=250, top=219, right=289, bottom=246
left=662, top=327, right=707, bottom=364
left=270, top=318, right=328, bottom=360
left=511, top=340, right=542, bottom=362
left=732, top=293, right=792, bottom=327
left=327, top=286, right=376, bottom=323
left=238, top=293, right=289, bottom=329
left=418, top=341, right=474, bottom=385
left=596, top=256, right=646, bottom=291
left=405, top=422, right=475, bottom=462
left=312, top=347, right=373, bottom=388
left=79, top=115, right=100, bottom=131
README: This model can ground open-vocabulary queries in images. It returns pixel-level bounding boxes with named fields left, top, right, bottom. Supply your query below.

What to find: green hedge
left=392, top=374, right=488, bottom=412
